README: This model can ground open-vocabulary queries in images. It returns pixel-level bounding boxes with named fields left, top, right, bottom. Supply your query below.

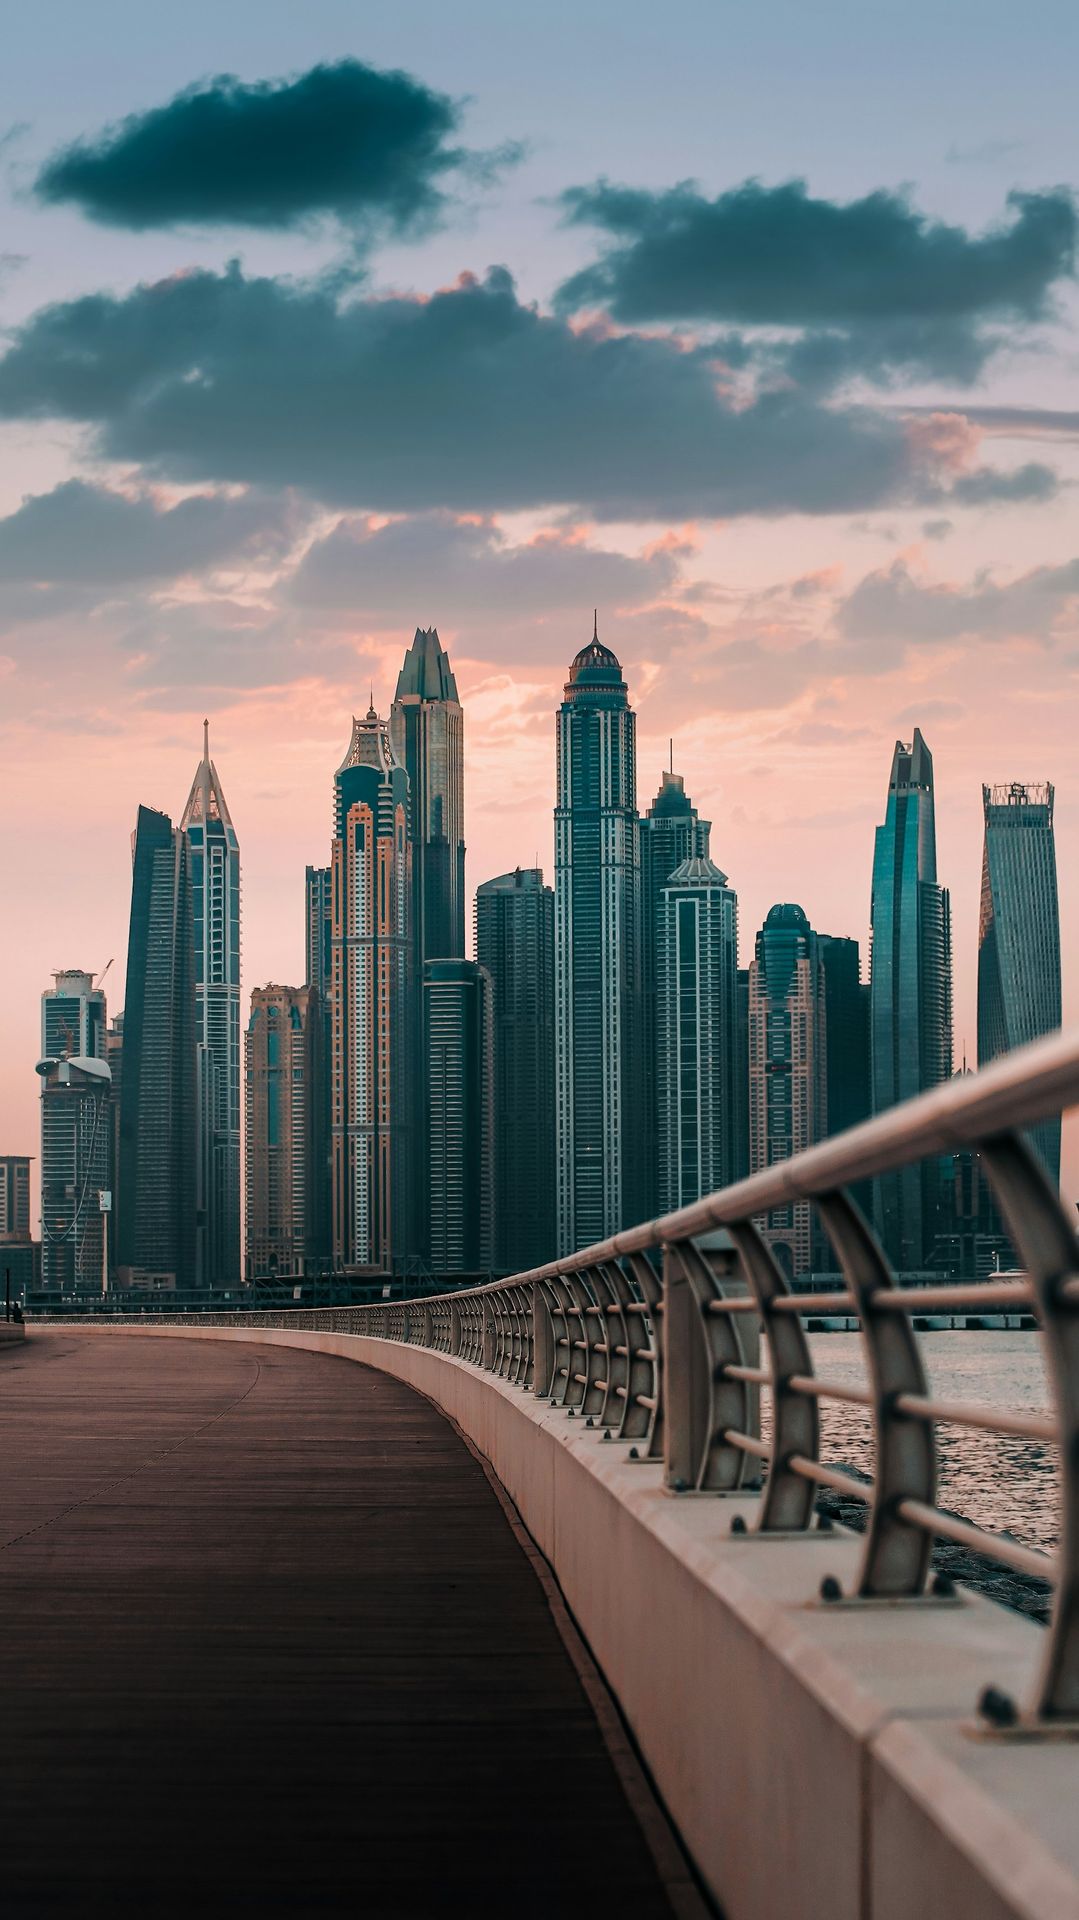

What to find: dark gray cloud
left=0, top=263, right=975, bottom=521
left=946, top=461, right=1058, bottom=505
left=557, top=180, right=1076, bottom=385
left=287, top=511, right=682, bottom=619
left=0, top=478, right=299, bottom=585
left=35, top=59, right=511, bottom=236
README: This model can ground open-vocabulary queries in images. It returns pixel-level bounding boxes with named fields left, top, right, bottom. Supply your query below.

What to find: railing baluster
left=665, top=1233, right=758, bottom=1493
left=728, top=1220, right=819, bottom=1533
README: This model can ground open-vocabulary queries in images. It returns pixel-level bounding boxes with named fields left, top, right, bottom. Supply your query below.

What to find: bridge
left=6, top=1026, right=1079, bottom=1918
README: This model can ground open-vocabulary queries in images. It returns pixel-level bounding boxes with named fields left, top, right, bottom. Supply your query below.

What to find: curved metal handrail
left=46, top=1022, right=1079, bottom=1729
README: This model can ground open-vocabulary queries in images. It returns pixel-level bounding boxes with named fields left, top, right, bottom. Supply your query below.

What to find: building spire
left=203, top=717, right=209, bottom=761
left=593, top=608, right=598, bottom=642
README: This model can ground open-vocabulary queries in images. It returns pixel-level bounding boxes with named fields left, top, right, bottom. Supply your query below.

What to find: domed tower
left=331, top=705, right=413, bottom=1273
left=554, top=615, right=643, bottom=1252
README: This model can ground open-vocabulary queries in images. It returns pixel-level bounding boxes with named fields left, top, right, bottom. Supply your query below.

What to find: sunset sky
left=4, top=0, right=1078, bottom=1208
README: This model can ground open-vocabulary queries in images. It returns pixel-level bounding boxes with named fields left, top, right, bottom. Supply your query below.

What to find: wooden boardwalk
left=0, top=1332, right=686, bottom=1916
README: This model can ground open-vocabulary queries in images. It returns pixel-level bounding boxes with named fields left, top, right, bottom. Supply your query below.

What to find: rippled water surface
left=802, top=1332, right=1059, bottom=1554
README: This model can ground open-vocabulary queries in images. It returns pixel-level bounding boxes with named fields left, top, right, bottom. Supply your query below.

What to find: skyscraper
left=181, top=724, right=241, bottom=1287
left=978, top=782, right=1062, bottom=1184
left=475, top=868, right=556, bottom=1272
left=869, top=730, right=953, bottom=1267
left=641, top=767, right=711, bottom=1214
left=246, top=984, right=326, bottom=1281
left=554, top=619, right=643, bottom=1252
left=748, top=905, right=827, bottom=1280
left=818, top=936, right=871, bottom=1140
left=0, top=1156, right=31, bottom=1242
left=331, top=706, right=412, bottom=1272
left=304, top=864, right=334, bottom=1264
left=117, top=806, right=198, bottom=1289
left=657, top=856, right=739, bottom=1213
left=425, top=959, right=494, bottom=1275
left=38, top=970, right=110, bottom=1292
left=390, top=628, right=466, bottom=964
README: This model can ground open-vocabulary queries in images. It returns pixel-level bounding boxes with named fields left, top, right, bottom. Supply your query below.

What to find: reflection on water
left=798, top=1332, right=1059, bottom=1555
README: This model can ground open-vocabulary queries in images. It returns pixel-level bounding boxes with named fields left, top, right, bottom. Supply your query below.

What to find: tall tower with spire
left=390, top=628, right=465, bottom=964
left=331, top=704, right=413, bottom=1272
left=181, top=722, right=241, bottom=1286
left=554, top=615, right=643, bottom=1253
left=390, top=627, right=465, bottom=1266
left=869, top=728, right=952, bottom=1266
left=640, top=765, right=712, bottom=1217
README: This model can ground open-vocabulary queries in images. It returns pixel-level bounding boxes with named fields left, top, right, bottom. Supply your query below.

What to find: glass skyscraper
left=978, top=782, right=1062, bottom=1184
left=641, top=767, right=711, bottom=1215
left=117, top=806, right=199, bottom=1289
left=181, top=725, right=240, bottom=1287
left=657, top=855, right=739, bottom=1213
left=331, top=706, right=412, bottom=1272
left=748, top=905, right=827, bottom=1279
left=869, top=729, right=952, bottom=1267
left=37, top=970, right=110, bottom=1291
left=245, top=983, right=326, bottom=1280
left=554, top=621, right=643, bottom=1252
left=475, top=867, right=556, bottom=1273
left=425, top=959, right=494, bottom=1275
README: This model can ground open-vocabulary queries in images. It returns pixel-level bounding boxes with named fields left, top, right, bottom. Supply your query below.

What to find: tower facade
left=246, top=983, right=325, bottom=1280
left=657, top=856, right=739, bottom=1213
left=390, top=628, right=466, bottom=964
left=0, top=1156, right=31, bottom=1242
left=641, top=769, right=711, bottom=1215
left=475, top=868, right=556, bottom=1272
left=117, top=807, right=198, bottom=1288
left=554, top=620, right=643, bottom=1252
left=38, top=970, right=110, bottom=1291
left=303, top=864, right=334, bottom=1265
left=331, top=707, right=412, bottom=1272
left=748, top=905, right=827, bottom=1280
left=425, top=959, right=494, bottom=1275
left=978, top=782, right=1062, bottom=1184
left=181, top=724, right=241, bottom=1287
left=869, top=729, right=952, bottom=1266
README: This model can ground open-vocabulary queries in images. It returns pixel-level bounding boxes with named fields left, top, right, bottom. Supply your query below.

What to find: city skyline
left=2, top=15, right=1079, bottom=1218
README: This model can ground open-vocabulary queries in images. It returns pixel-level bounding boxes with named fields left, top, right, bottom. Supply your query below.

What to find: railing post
left=533, top=1281, right=554, bottom=1396
left=664, top=1231, right=758, bottom=1493
left=482, top=1296, right=496, bottom=1371
left=450, top=1301, right=462, bottom=1357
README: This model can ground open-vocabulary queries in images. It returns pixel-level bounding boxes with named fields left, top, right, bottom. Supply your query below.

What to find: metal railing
left=70, top=1024, right=1079, bottom=1730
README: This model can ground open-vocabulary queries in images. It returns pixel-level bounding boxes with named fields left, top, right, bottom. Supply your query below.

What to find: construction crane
left=94, top=959, right=114, bottom=990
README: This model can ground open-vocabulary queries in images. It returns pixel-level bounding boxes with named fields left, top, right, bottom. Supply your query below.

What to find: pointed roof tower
left=181, top=718, right=235, bottom=831
left=336, top=704, right=400, bottom=778
left=394, top=626, right=460, bottom=703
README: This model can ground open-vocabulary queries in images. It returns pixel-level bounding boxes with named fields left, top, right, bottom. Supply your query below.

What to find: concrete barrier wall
left=53, top=1323, right=1079, bottom=1920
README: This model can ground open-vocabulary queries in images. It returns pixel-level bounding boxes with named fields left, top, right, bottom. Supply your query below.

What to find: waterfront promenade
left=0, top=1333, right=687, bottom=1916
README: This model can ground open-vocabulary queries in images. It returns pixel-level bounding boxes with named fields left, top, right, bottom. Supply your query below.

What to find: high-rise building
left=641, top=767, right=711, bottom=1213
left=554, top=619, right=643, bottom=1253
left=748, top=905, right=827, bottom=1280
left=117, top=806, right=198, bottom=1289
left=0, top=1156, right=31, bottom=1242
left=978, top=782, right=1062, bottom=1184
left=390, top=628, right=466, bottom=964
left=475, top=868, right=556, bottom=1272
left=303, top=864, right=334, bottom=1264
left=181, top=724, right=241, bottom=1287
left=735, top=968, right=751, bottom=1184
left=246, top=984, right=326, bottom=1280
left=657, top=856, right=740, bottom=1213
left=869, top=730, right=953, bottom=1267
left=331, top=706, right=413, bottom=1272
left=819, top=936, right=871, bottom=1140
left=425, top=959, right=494, bottom=1275
left=37, top=970, right=110, bottom=1291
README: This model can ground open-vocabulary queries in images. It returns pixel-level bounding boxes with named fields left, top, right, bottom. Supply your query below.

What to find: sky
left=3, top=0, right=1079, bottom=1209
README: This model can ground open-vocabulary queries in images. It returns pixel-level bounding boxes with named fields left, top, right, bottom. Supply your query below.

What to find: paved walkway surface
left=0, top=1332, right=681, bottom=1917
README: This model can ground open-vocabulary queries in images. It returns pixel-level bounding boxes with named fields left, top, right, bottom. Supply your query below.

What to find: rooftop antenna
left=593, top=608, right=598, bottom=642
left=669, top=737, right=674, bottom=776
left=203, top=717, right=209, bottom=760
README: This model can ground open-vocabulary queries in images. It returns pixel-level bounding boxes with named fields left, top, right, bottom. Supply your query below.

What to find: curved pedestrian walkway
left=0, top=1332, right=691, bottom=1917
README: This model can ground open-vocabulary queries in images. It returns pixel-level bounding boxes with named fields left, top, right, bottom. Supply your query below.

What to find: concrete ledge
left=52, top=1322, right=1079, bottom=1920
left=0, top=1322, right=26, bottom=1346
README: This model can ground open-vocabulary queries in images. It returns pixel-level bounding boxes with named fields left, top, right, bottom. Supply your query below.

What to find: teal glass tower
left=641, top=767, right=711, bottom=1215
left=554, top=619, right=643, bottom=1253
left=869, top=730, right=952, bottom=1266
left=181, top=725, right=241, bottom=1287
left=475, top=868, right=556, bottom=1273
left=978, top=782, right=1062, bottom=1184
left=657, top=856, right=739, bottom=1212
left=424, top=958, right=494, bottom=1275
left=748, top=905, right=827, bottom=1279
